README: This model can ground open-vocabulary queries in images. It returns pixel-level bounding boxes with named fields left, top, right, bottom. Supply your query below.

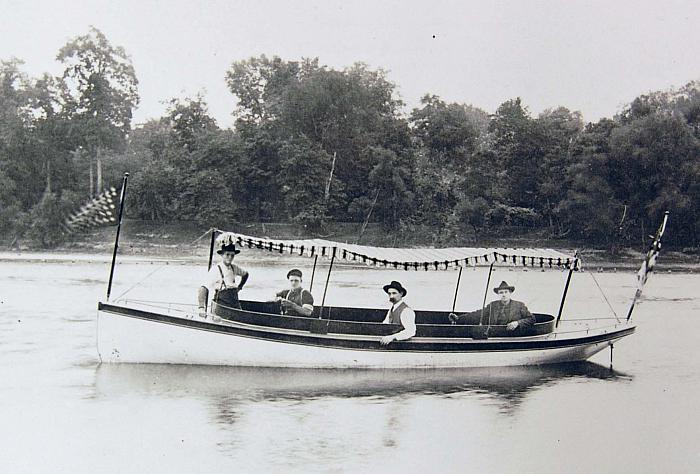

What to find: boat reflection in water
left=94, top=361, right=632, bottom=413
left=93, top=362, right=633, bottom=467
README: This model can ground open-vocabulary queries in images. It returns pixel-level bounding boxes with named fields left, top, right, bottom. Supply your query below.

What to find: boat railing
left=110, top=298, right=633, bottom=340
left=546, top=319, right=634, bottom=339
left=116, top=298, right=198, bottom=317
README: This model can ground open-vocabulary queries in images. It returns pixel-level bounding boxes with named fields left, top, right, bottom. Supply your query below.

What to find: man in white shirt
left=198, top=241, right=249, bottom=317
left=380, top=280, right=416, bottom=345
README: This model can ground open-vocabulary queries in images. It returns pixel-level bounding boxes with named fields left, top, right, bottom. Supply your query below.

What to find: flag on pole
left=627, top=211, right=669, bottom=320
left=636, top=211, right=669, bottom=294
left=63, top=188, right=119, bottom=233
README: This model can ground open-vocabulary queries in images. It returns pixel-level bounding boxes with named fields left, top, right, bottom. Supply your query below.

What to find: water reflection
left=94, top=362, right=633, bottom=467
left=94, top=362, right=631, bottom=409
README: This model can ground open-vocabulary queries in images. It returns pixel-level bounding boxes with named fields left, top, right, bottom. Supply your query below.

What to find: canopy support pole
left=451, top=266, right=463, bottom=313
left=320, top=250, right=336, bottom=318
left=480, top=262, right=495, bottom=325
left=106, top=172, right=129, bottom=302
left=207, top=229, right=220, bottom=271
left=555, top=254, right=578, bottom=328
left=309, top=255, right=319, bottom=292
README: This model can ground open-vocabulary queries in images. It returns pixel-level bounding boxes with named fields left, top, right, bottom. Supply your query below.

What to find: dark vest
left=284, top=288, right=308, bottom=306
left=283, top=288, right=311, bottom=316
left=388, top=301, right=408, bottom=325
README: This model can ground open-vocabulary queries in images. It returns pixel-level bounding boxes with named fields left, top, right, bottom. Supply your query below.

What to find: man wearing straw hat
left=380, top=281, right=416, bottom=345
left=198, top=237, right=249, bottom=317
left=448, top=281, right=535, bottom=331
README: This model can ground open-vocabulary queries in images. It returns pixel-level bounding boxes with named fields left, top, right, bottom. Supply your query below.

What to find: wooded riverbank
left=2, top=28, right=700, bottom=253
left=3, top=220, right=698, bottom=272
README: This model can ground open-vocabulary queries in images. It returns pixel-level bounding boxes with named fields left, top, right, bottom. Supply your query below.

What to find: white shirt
left=204, top=262, right=247, bottom=293
left=382, top=301, right=417, bottom=341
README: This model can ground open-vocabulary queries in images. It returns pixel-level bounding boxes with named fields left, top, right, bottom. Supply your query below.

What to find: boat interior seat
left=239, top=300, right=553, bottom=327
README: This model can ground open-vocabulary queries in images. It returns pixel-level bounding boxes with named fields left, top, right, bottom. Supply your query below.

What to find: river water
left=1, top=252, right=698, bottom=473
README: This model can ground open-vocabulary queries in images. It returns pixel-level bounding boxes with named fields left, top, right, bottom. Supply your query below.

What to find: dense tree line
left=1, top=28, right=699, bottom=250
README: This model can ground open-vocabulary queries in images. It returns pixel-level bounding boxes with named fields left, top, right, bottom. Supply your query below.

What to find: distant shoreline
left=3, top=220, right=698, bottom=272
left=1, top=249, right=697, bottom=274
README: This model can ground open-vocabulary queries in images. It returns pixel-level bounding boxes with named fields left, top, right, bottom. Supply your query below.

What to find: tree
left=410, top=94, right=487, bottom=165
left=226, top=55, right=301, bottom=123
left=366, top=146, right=414, bottom=229
left=166, top=95, right=218, bottom=152
left=226, top=56, right=411, bottom=221
left=127, top=97, right=245, bottom=226
left=410, top=95, right=490, bottom=230
left=0, top=59, right=38, bottom=211
left=278, top=61, right=407, bottom=212
left=452, top=196, right=490, bottom=238
left=278, top=137, right=332, bottom=228
left=557, top=119, right=625, bottom=248
left=57, top=27, right=139, bottom=195
left=0, top=59, right=72, bottom=237
left=535, top=107, right=584, bottom=231
left=128, top=161, right=179, bottom=221
left=489, top=98, right=543, bottom=211
left=0, top=168, right=20, bottom=237
left=24, top=191, right=75, bottom=248
left=608, top=112, right=700, bottom=245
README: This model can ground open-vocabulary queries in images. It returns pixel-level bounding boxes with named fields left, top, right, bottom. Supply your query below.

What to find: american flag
left=636, top=211, right=669, bottom=294
left=63, top=187, right=120, bottom=233
left=627, top=211, right=669, bottom=321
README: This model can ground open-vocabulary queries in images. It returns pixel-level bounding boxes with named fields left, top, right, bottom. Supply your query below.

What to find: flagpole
left=626, top=211, right=669, bottom=322
left=106, top=172, right=129, bottom=301
left=625, top=290, right=641, bottom=322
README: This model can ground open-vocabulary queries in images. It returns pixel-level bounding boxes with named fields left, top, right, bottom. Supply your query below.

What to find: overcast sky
left=2, top=0, right=698, bottom=128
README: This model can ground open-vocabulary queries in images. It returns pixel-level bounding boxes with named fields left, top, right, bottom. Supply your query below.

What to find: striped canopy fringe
left=215, top=231, right=580, bottom=271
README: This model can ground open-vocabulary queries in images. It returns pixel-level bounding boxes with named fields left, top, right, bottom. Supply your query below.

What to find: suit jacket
left=456, top=300, right=535, bottom=327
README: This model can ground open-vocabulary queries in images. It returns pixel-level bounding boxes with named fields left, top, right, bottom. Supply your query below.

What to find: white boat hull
left=97, top=308, right=631, bottom=369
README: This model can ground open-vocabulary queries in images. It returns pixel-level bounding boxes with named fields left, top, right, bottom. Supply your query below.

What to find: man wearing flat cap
left=380, top=281, right=416, bottom=345
left=274, top=268, right=314, bottom=317
left=448, top=281, right=535, bottom=331
left=198, top=239, right=249, bottom=317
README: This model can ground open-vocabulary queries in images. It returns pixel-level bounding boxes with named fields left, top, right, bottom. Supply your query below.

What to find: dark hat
left=287, top=268, right=303, bottom=279
left=493, top=281, right=515, bottom=293
left=217, top=243, right=241, bottom=255
left=383, top=280, right=407, bottom=297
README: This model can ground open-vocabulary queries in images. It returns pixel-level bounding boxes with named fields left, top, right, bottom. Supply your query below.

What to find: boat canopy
left=215, top=231, right=579, bottom=271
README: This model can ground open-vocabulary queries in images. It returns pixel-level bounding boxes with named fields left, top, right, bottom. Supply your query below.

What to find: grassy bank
left=4, top=220, right=700, bottom=271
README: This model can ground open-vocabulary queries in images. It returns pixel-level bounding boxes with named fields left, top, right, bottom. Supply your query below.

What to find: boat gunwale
left=98, top=301, right=636, bottom=353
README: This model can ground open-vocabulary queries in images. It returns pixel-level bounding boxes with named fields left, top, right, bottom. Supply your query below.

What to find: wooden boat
left=95, top=174, right=666, bottom=369
left=97, top=299, right=634, bottom=368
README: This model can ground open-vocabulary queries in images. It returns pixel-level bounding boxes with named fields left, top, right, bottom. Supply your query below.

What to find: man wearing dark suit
left=448, top=281, right=535, bottom=331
